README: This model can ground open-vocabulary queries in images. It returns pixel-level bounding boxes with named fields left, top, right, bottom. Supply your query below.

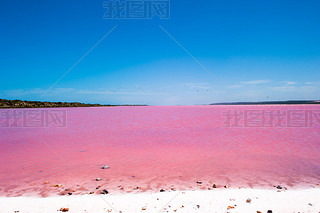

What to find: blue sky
left=1, top=0, right=320, bottom=105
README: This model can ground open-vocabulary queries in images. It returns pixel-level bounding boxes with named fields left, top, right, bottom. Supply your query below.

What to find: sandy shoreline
left=1, top=188, right=320, bottom=213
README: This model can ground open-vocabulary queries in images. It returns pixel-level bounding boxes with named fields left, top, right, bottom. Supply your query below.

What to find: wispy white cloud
left=227, top=84, right=243, bottom=89
left=280, top=81, right=296, bottom=85
left=0, top=87, right=165, bottom=98
left=271, top=85, right=319, bottom=93
left=272, top=86, right=297, bottom=92
left=76, top=89, right=164, bottom=96
left=183, top=83, right=211, bottom=90
left=300, top=86, right=319, bottom=92
left=241, top=80, right=270, bottom=84
left=304, top=81, right=320, bottom=85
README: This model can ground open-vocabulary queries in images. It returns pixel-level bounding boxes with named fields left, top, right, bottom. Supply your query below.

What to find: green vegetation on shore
left=0, top=99, right=146, bottom=108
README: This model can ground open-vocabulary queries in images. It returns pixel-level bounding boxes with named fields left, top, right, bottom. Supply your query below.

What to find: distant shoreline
left=0, top=99, right=147, bottom=109
left=1, top=98, right=320, bottom=108
left=211, top=100, right=320, bottom=105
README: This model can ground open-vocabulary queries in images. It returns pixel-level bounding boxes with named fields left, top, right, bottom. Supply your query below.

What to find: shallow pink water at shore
left=0, top=105, right=320, bottom=197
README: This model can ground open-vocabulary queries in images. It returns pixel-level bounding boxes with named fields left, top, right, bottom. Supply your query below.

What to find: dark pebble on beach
left=101, top=165, right=109, bottom=169
left=196, top=205, right=200, bottom=208
left=101, top=189, right=109, bottom=194
left=212, top=184, right=217, bottom=188
left=276, top=185, right=282, bottom=189
left=68, top=192, right=72, bottom=195
left=160, top=189, right=165, bottom=192
left=267, top=210, right=273, bottom=213
left=196, top=181, right=202, bottom=184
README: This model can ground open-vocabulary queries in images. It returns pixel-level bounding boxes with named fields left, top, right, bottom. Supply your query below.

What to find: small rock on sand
left=160, top=189, right=165, bottom=192
left=101, top=189, right=109, bottom=194
left=59, top=208, right=69, bottom=212
left=246, top=198, right=251, bottom=203
left=227, top=206, right=235, bottom=210
left=101, top=165, right=109, bottom=169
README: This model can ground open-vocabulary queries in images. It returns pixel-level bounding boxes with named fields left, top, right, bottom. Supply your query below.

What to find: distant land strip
left=0, top=99, right=147, bottom=108
left=211, top=100, right=320, bottom=105
left=1, top=99, right=320, bottom=108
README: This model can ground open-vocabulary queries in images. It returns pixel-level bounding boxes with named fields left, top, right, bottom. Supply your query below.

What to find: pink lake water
left=0, top=105, right=320, bottom=197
